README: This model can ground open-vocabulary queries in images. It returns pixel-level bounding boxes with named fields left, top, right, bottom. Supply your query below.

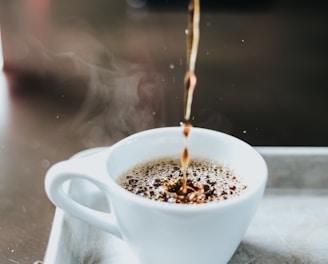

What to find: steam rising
left=73, top=55, right=166, bottom=147
left=28, top=30, right=166, bottom=147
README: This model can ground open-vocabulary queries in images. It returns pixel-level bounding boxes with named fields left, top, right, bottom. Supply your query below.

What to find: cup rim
left=105, top=126, right=268, bottom=212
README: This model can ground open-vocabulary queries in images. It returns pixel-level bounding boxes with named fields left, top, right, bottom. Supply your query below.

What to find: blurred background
left=1, top=0, right=328, bottom=146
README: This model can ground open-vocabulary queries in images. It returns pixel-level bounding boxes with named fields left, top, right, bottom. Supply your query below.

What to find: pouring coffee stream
left=180, top=0, right=200, bottom=195
left=184, top=0, right=200, bottom=121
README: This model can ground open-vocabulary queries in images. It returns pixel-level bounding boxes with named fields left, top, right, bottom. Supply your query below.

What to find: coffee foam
left=117, top=157, right=247, bottom=204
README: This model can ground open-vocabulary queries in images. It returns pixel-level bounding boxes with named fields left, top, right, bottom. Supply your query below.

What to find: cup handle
left=44, top=150, right=123, bottom=238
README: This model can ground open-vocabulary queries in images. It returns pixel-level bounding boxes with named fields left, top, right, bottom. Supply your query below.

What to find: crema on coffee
left=117, top=157, right=247, bottom=204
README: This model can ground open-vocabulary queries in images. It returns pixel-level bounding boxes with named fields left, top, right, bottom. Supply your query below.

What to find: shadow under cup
left=46, top=127, right=267, bottom=264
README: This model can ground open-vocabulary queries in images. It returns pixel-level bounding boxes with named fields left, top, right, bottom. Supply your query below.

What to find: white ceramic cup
left=45, top=126, right=267, bottom=264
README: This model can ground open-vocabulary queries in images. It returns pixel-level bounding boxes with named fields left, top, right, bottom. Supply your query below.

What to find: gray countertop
left=232, top=189, right=328, bottom=264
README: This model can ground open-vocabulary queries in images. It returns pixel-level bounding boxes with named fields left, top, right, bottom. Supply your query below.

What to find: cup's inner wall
left=106, top=128, right=266, bottom=192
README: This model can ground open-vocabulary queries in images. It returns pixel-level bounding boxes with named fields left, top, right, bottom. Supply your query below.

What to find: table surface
left=1, top=1, right=328, bottom=263
left=43, top=175, right=328, bottom=264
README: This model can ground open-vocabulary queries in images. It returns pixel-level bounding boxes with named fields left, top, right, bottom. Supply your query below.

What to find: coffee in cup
left=117, top=156, right=247, bottom=204
left=45, top=126, right=267, bottom=264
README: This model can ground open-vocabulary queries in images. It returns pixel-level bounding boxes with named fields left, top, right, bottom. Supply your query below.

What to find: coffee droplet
left=182, top=121, right=192, bottom=137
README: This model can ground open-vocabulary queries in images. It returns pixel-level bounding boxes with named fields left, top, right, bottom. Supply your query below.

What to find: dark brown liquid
left=117, top=157, right=247, bottom=204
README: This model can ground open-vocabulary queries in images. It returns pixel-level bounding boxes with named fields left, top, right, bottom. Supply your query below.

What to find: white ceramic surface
left=45, top=127, right=267, bottom=264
